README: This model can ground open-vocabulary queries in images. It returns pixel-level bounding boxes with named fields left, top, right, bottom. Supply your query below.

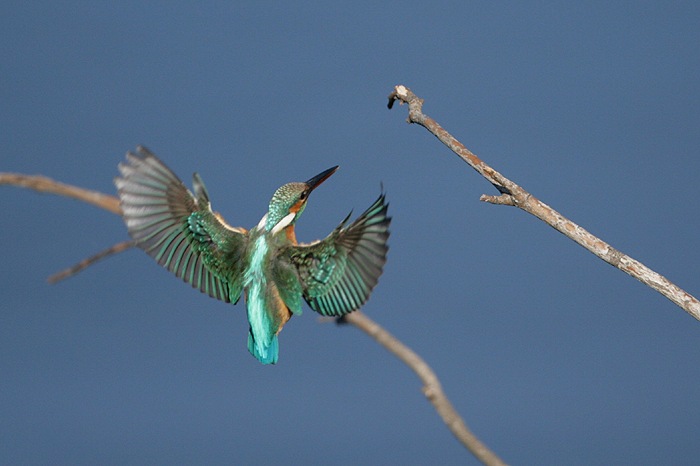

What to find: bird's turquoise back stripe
left=244, top=234, right=278, bottom=363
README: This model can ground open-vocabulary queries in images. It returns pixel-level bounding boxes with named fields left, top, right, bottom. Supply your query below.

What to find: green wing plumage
left=290, top=193, right=390, bottom=316
left=115, top=146, right=247, bottom=304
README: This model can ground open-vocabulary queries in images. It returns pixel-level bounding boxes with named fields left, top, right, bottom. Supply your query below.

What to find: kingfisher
left=115, top=146, right=390, bottom=364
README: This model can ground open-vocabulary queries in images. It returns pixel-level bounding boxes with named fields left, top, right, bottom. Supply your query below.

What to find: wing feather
left=115, top=146, right=247, bottom=304
left=289, top=193, right=390, bottom=316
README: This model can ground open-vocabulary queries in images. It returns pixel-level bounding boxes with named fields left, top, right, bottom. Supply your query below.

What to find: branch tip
left=388, top=84, right=415, bottom=109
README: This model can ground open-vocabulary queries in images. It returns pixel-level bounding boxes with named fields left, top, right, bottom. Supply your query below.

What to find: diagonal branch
left=2, top=170, right=507, bottom=465
left=341, top=311, right=506, bottom=466
left=0, top=173, right=121, bottom=214
left=47, top=240, right=136, bottom=283
left=388, top=84, right=700, bottom=322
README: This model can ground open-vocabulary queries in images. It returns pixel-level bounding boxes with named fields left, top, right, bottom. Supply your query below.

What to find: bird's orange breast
left=285, top=225, right=298, bottom=244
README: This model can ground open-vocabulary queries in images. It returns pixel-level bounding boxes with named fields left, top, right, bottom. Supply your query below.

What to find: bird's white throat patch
left=270, top=212, right=296, bottom=236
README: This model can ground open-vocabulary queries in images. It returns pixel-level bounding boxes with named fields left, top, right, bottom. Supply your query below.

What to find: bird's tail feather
left=247, top=330, right=279, bottom=365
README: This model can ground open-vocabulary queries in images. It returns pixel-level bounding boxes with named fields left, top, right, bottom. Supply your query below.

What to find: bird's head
left=265, top=165, right=338, bottom=234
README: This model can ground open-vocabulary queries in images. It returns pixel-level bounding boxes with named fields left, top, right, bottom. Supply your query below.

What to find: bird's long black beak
left=305, top=166, right=338, bottom=191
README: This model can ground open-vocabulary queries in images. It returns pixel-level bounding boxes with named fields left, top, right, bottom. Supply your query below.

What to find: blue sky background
left=2, top=2, right=700, bottom=465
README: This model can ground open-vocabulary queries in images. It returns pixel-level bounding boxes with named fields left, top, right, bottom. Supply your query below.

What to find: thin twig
left=388, top=84, right=700, bottom=322
left=47, top=240, right=136, bottom=283
left=3, top=170, right=504, bottom=465
left=341, top=311, right=507, bottom=466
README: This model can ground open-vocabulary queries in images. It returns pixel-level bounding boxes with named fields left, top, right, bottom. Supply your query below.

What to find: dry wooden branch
left=0, top=173, right=121, bottom=214
left=47, top=240, right=135, bottom=283
left=2, top=169, right=506, bottom=465
left=388, top=84, right=700, bottom=322
left=342, top=311, right=507, bottom=466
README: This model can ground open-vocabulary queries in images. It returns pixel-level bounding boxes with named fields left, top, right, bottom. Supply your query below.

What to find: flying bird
left=115, top=147, right=390, bottom=364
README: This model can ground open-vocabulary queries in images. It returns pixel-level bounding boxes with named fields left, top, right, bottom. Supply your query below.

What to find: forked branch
left=1, top=170, right=506, bottom=465
left=388, top=84, right=700, bottom=321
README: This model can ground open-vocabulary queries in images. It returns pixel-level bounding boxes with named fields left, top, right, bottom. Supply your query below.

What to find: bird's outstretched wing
left=115, top=146, right=247, bottom=304
left=289, top=194, right=390, bottom=316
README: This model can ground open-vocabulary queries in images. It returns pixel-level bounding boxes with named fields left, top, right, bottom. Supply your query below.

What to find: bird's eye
left=300, top=190, right=308, bottom=200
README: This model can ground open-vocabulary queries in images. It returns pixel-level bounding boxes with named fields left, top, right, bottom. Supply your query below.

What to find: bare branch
left=341, top=311, right=507, bottom=466
left=3, top=169, right=504, bottom=465
left=388, top=84, right=700, bottom=322
left=0, top=173, right=122, bottom=215
left=47, top=240, right=136, bottom=283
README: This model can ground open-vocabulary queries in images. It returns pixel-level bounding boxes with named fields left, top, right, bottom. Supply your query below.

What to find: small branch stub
left=480, top=194, right=516, bottom=206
